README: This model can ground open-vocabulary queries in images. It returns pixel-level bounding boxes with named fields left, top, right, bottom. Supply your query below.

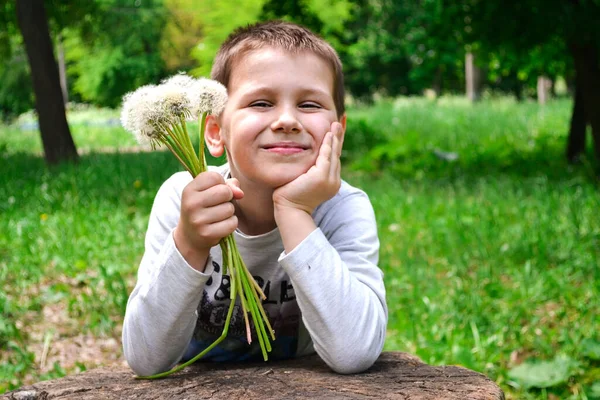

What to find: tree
left=15, top=0, right=77, bottom=165
left=462, top=0, right=600, bottom=162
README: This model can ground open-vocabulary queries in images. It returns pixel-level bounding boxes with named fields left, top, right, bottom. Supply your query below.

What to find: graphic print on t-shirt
left=184, top=259, right=301, bottom=362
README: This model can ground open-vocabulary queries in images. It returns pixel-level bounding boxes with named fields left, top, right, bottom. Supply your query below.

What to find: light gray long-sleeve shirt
left=122, top=164, right=387, bottom=376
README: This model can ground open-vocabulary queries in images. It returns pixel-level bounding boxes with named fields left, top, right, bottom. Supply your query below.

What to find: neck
left=233, top=179, right=277, bottom=236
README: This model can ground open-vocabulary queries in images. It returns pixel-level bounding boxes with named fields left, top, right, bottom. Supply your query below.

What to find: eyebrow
left=240, top=86, right=331, bottom=100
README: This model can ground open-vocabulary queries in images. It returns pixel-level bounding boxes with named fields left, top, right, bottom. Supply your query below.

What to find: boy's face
left=207, top=46, right=346, bottom=189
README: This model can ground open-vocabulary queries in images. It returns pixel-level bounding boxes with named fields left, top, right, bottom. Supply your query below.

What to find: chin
left=262, top=167, right=307, bottom=188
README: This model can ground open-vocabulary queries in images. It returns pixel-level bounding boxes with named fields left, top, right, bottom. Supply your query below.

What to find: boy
left=122, top=20, right=387, bottom=376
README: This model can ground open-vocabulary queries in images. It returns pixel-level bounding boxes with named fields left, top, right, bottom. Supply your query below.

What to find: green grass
left=1, top=97, right=599, bottom=399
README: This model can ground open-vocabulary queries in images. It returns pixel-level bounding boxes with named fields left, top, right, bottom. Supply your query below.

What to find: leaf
left=582, top=338, right=600, bottom=360
left=588, top=381, right=600, bottom=399
left=508, top=354, right=576, bottom=389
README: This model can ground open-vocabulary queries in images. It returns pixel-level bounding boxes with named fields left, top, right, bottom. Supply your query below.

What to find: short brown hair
left=211, top=20, right=345, bottom=117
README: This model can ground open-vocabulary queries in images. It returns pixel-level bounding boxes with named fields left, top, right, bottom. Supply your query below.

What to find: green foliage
left=0, top=43, right=34, bottom=121
left=190, top=0, right=353, bottom=78
left=190, top=0, right=266, bottom=78
left=342, top=116, right=389, bottom=161
left=341, top=0, right=415, bottom=98
left=65, top=0, right=168, bottom=108
left=159, top=0, right=204, bottom=72
left=589, top=381, right=600, bottom=399
left=508, top=355, right=578, bottom=389
left=581, top=338, right=600, bottom=361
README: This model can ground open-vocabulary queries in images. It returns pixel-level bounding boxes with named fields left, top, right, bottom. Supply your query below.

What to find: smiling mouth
left=262, top=142, right=309, bottom=150
left=262, top=142, right=309, bottom=155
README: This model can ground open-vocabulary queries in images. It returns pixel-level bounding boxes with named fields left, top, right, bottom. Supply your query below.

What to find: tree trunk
left=537, top=75, right=552, bottom=105
left=16, top=0, right=78, bottom=165
left=3, top=352, right=505, bottom=400
left=569, top=43, right=600, bottom=162
left=432, top=67, right=443, bottom=97
left=566, top=76, right=588, bottom=162
left=57, top=34, right=69, bottom=105
left=466, top=52, right=482, bottom=102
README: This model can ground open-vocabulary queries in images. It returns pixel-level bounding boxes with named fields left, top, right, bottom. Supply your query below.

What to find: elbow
left=323, top=343, right=382, bottom=374
left=319, top=327, right=386, bottom=375
left=123, top=341, right=174, bottom=377
left=327, top=352, right=379, bottom=375
left=126, top=359, right=161, bottom=378
left=122, top=324, right=176, bottom=377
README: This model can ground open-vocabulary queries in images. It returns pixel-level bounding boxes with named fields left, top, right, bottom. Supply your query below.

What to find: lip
left=261, top=142, right=310, bottom=155
left=262, top=142, right=309, bottom=150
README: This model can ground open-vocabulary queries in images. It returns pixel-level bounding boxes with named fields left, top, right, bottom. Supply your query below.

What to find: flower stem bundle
left=121, top=73, right=275, bottom=379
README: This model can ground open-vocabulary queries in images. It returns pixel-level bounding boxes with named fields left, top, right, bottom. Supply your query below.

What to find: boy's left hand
left=273, top=121, right=345, bottom=215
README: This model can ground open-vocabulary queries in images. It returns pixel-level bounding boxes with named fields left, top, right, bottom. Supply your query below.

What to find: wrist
left=274, top=206, right=317, bottom=254
left=173, top=228, right=210, bottom=272
left=274, top=203, right=312, bottom=223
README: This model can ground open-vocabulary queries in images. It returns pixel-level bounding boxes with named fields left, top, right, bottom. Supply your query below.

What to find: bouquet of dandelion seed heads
left=121, top=73, right=275, bottom=379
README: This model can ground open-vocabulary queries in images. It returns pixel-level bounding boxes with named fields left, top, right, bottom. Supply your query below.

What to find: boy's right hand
left=173, top=172, right=244, bottom=272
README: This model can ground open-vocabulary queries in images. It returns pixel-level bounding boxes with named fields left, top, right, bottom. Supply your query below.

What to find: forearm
left=279, top=229, right=387, bottom=374
left=122, top=233, right=211, bottom=376
left=274, top=206, right=317, bottom=253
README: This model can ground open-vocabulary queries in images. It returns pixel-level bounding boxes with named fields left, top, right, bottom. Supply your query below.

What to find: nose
left=270, top=106, right=301, bottom=133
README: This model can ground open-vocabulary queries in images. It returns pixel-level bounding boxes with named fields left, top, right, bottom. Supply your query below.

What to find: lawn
left=1, top=97, right=598, bottom=399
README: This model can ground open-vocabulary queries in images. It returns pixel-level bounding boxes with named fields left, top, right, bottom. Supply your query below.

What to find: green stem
left=170, top=121, right=200, bottom=175
left=240, top=272, right=269, bottom=360
left=235, top=249, right=275, bottom=341
left=158, top=124, right=198, bottom=176
left=161, top=137, right=195, bottom=177
left=178, top=115, right=202, bottom=174
left=231, top=238, right=267, bottom=299
left=229, top=241, right=252, bottom=343
left=199, top=112, right=208, bottom=172
left=135, top=287, right=237, bottom=380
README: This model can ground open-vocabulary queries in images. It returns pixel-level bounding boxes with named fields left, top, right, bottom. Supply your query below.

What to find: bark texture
left=15, top=0, right=78, bottom=165
left=4, top=352, right=504, bottom=400
left=568, top=43, right=600, bottom=162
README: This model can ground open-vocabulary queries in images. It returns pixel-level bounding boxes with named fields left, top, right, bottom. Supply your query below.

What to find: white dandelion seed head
left=190, top=78, right=228, bottom=116
left=154, top=83, right=193, bottom=121
left=121, top=84, right=162, bottom=145
left=161, top=72, right=196, bottom=89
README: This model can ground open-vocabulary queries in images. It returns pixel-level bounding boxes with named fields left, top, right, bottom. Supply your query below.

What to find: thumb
left=226, top=178, right=244, bottom=200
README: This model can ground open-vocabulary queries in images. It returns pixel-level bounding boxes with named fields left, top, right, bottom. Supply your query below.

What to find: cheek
left=233, top=112, right=267, bottom=135
left=305, top=116, right=333, bottom=142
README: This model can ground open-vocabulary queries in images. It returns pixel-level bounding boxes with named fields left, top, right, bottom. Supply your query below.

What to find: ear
left=205, top=115, right=225, bottom=157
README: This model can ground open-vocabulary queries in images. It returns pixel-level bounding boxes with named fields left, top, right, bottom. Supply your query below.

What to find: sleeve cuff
left=278, top=228, right=329, bottom=273
left=164, top=230, right=214, bottom=284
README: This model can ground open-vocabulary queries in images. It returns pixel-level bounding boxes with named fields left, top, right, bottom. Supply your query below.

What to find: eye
left=299, top=102, right=322, bottom=110
left=250, top=101, right=272, bottom=108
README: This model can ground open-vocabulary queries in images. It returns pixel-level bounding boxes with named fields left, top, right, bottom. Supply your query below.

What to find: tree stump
left=3, top=352, right=504, bottom=400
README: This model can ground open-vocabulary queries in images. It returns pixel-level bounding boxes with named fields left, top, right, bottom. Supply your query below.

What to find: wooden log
left=3, top=352, right=504, bottom=400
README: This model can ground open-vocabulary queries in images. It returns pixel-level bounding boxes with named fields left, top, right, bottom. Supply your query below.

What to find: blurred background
left=0, top=1, right=599, bottom=399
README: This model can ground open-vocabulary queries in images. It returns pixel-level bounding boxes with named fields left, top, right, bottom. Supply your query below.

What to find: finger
left=189, top=171, right=225, bottom=191
left=337, top=123, right=346, bottom=155
left=226, top=178, right=244, bottom=200
left=330, top=124, right=343, bottom=176
left=199, top=183, right=234, bottom=207
left=333, top=151, right=341, bottom=178
left=205, top=215, right=238, bottom=238
left=198, top=201, right=236, bottom=224
left=331, top=122, right=343, bottom=158
left=316, top=131, right=333, bottom=170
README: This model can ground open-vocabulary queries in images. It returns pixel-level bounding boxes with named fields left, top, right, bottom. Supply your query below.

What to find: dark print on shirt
left=192, top=260, right=300, bottom=361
